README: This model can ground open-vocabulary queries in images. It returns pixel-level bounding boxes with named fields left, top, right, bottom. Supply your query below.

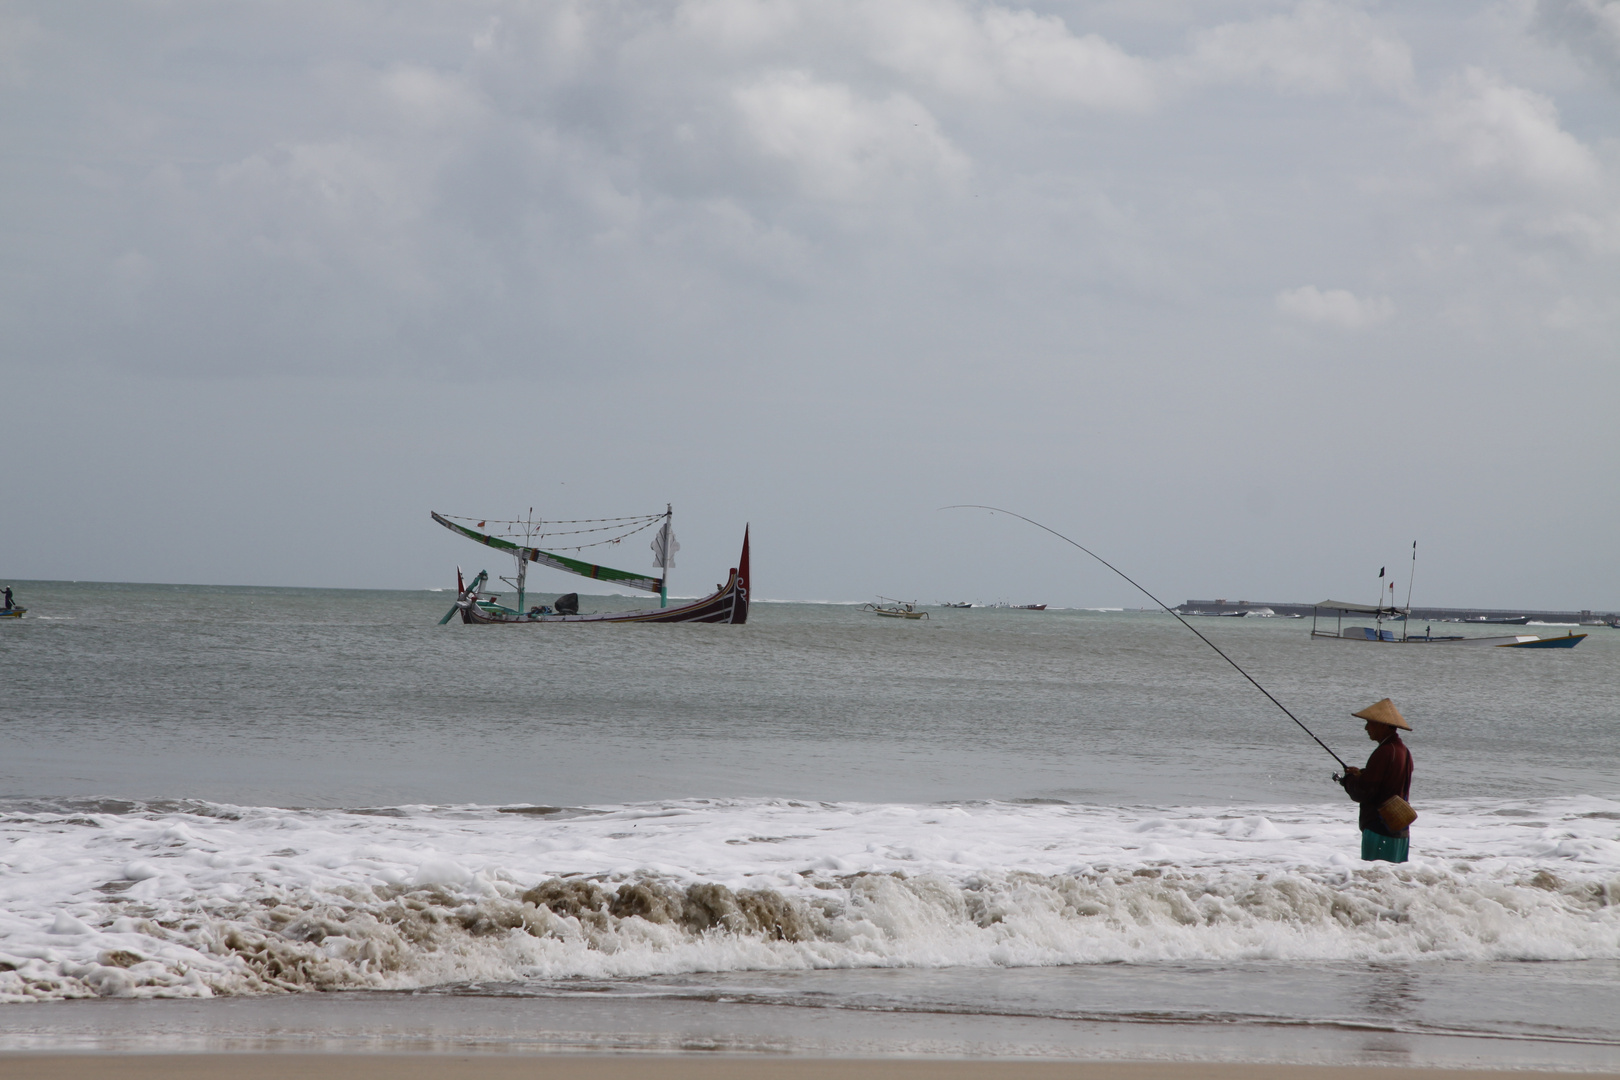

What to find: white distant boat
left=1309, top=601, right=1584, bottom=649
left=1309, top=544, right=1584, bottom=648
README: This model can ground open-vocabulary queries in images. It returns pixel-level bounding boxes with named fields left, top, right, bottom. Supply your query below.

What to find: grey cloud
left=1275, top=285, right=1394, bottom=328
left=1182, top=0, right=1415, bottom=96
left=2, top=0, right=1618, bottom=604
left=1533, top=0, right=1620, bottom=86
left=6, top=0, right=1615, bottom=389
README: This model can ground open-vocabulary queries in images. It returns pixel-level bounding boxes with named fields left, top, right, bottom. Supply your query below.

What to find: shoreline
left=3, top=989, right=1617, bottom=1075
left=3, top=1055, right=1619, bottom=1080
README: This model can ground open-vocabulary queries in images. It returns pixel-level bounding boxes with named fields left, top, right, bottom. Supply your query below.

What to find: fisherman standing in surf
left=1338, top=698, right=1415, bottom=863
left=944, top=509, right=1421, bottom=856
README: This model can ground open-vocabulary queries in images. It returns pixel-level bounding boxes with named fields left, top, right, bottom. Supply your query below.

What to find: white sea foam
left=1, top=797, right=1616, bottom=1002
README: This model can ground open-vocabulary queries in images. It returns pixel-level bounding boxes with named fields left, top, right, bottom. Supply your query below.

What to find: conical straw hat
left=1352, top=698, right=1411, bottom=730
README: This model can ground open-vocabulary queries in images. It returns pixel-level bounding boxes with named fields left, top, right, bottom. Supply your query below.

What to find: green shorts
left=1361, top=829, right=1409, bottom=863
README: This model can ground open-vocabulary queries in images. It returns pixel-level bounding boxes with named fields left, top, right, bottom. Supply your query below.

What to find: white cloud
left=1187, top=0, right=1414, bottom=95
left=1434, top=68, right=1600, bottom=194
left=677, top=0, right=801, bottom=52
left=733, top=71, right=969, bottom=199
left=864, top=0, right=1155, bottom=110
left=1275, top=285, right=1394, bottom=328
left=380, top=66, right=485, bottom=129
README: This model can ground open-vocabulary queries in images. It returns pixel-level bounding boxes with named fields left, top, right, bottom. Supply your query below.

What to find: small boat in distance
left=1310, top=601, right=1584, bottom=648
left=1307, top=546, right=1584, bottom=647
left=433, top=508, right=749, bottom=625
left=1016, top=603, right=1047, bottom=610
left=862, top=597, right=929, bottom=619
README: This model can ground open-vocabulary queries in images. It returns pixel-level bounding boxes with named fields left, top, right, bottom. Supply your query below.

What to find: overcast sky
left=3, top=0, right=1617, bottom=609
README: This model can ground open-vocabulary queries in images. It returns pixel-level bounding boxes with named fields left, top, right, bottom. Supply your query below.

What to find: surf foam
left=1, top=796, right=1616, bottom=1001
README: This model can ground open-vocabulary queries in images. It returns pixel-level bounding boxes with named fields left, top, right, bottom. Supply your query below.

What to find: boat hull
left=1500, top=633, right=1586, bottom=648
left=0, top=607, right=24, bottom=619
left=1311, top=629, right=1585, bottom=648
left=455, top=528, right=749, bottom=626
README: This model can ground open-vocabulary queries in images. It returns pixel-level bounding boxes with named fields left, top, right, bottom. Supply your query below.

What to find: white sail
left=651, top=518, right=679, bottom=569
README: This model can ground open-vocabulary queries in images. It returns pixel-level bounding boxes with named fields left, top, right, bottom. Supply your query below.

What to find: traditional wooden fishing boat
left=432, top=508, right=749, bottom=625
left=862, top=598, right=928, bottom=619
left=1309, top=601, right=1584, bottom=648
left=0, top=607, right=24, bottom=619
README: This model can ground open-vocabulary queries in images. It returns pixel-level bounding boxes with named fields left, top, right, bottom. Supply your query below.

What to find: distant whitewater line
left=3, top=796, right=1617, bottom=1002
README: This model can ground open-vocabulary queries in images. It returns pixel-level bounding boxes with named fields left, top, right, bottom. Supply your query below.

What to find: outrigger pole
left=943, top=505, right=1349, bottom=770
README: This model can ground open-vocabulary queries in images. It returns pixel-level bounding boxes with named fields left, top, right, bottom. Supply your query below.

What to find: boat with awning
left=432, top=507, right=749, bottom=625
left=1309, top=600, right=1583, bottom=648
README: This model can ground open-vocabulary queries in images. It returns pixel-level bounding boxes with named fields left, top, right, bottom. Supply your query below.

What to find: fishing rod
left=943, top=505, right=1349, bottom=771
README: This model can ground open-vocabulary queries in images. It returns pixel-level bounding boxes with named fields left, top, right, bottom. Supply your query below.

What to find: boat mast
left=517, top=507, right=533, bottom=614
left=1402, top=540, right=1416, bottom=642
left=1374, top=565, right=1385, bottom=634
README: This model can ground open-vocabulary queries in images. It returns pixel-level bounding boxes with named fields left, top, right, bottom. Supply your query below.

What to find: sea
left=2, top=580, right=1617, bottom=1068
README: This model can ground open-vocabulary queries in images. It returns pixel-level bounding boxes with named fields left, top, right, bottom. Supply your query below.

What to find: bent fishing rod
left=943, top=505, right=1349, bottom=771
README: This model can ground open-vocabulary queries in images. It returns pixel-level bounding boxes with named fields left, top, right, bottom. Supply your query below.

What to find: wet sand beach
left=3, top=1057, right=1619, bottom=1080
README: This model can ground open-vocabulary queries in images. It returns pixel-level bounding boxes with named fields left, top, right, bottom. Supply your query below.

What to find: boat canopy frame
left=1311, top=599, right=1411, bottom=640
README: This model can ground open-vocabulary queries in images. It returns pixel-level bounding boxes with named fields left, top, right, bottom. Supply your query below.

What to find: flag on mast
left=652, top=517, right=679, bottom=570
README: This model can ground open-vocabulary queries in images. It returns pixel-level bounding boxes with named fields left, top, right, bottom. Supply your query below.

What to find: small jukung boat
left=862, top=598, right=929, bottom=619
left=432, top=508, right=749, bottom=625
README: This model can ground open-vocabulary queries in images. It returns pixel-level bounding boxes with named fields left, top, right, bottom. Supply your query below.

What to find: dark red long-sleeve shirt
left=1340, top=733, right=1413, bottom=837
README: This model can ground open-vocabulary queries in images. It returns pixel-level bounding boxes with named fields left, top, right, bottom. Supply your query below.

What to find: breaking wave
left=2, top=797, right=1617, bottom=1001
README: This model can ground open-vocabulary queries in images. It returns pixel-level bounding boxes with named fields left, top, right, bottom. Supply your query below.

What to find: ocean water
left=1, top=580, right=1617, bottom=1066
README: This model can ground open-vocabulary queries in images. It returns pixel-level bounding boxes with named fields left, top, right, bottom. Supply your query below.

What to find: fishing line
left=943, top=504, right=1348, bottom=770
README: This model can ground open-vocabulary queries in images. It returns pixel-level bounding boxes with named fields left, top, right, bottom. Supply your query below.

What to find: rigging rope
left=441, top=513, right=664, bottom=526
left=439, top=512, right=668, bottom=552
